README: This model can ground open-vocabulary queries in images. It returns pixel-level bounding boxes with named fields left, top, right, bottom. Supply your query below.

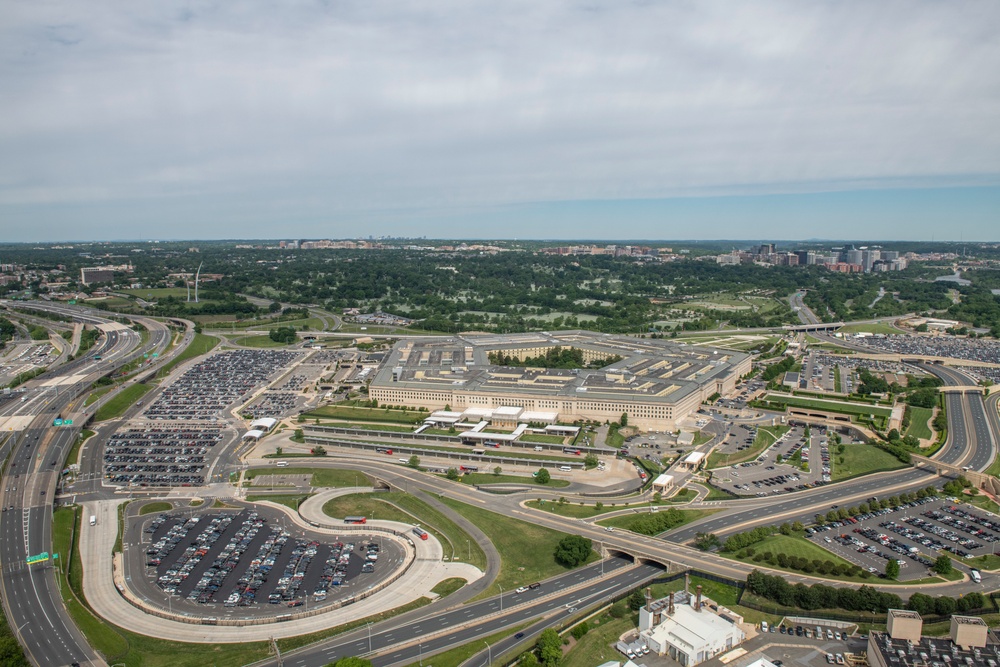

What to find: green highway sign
left=143, top=353, right=148, bottom=359
left=26, top=552, right=49, bottom=564
left=152, top=352, right=159, bottom=357
left=63, top=419, right=73, bottom=426
left=68, top=300, right=76, bottom=305
left=52, top=418, right=63, bottom=426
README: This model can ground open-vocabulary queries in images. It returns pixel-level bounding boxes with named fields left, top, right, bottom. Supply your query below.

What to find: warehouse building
left=369, top=331, right=750, bottom=431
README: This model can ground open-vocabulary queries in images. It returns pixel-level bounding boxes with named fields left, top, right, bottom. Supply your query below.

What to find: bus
left=344, top=516, right=367, bottom=524
left=375, top=447, right=393, bottom=455
left=412, top=526, right=429, bottom=540
left=563, top=447, right=582, bottom=455
left=471, top=449, right=486, bottom=456
left=459, top=465, right=479, bottom=473
left=484, top=440, right=500, bottom=448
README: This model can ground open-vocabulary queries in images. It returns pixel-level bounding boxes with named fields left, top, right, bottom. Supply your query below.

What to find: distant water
left=935, top=273, right=971, bottom=286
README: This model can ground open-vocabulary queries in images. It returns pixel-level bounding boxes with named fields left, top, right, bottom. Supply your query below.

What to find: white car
left=515, top=586, right=528, bottom=594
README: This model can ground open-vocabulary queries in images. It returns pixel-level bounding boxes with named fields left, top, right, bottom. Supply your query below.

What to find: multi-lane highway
left=0, top=306, right=171, bottom=666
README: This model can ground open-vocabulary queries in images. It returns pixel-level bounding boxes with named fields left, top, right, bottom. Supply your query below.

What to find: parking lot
left=710, top=425, right=830, bottom=497
left=853, top=333, right=1000, bottom=364
left=104, top=426, right=224, bottom=486
left=806, top=497, right=999, bottom=580
left=139, top=509, right=404, bottom=613
left=143, top=349, right=302, bottom=421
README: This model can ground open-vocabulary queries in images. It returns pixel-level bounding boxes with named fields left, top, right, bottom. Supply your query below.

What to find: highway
left=0, top=306, right=172, bottom=667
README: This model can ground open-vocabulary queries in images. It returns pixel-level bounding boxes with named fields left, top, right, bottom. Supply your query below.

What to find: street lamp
left=366, top=621, right=372, bottom=653
left=498, top=584, right=503, bottom=612
left=484, top=640, right=492, bottom=667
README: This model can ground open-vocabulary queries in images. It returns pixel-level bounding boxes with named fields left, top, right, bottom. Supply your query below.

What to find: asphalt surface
left=0, top=305, right=172, bottom=666
left=277, top=558, right=664, bottom=667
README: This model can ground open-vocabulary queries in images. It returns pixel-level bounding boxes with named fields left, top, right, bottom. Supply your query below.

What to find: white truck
left=89, top=515, right=97, bottom=526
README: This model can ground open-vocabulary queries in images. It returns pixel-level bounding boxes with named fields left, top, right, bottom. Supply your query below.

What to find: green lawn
left=246, top=494, right=310, bottom=510
left=156, top=332, right=219, bottom=378
left=832, top=444, right=908, bottom=481
left=707, top=425, right=788, bottom=469
left=403, top=624, right=529, bottom=667
left=122, top=287, right=191, bottom=299
left=605, top=427, right=625, bottom=448
left=455, top=472, right=570, bottom=488
left=304, top=405, right=425, bottom=424
left=526, top=500, right=625, bottom=519
left=519, top=433, right=567, bottom=444
left=93, top=383, right=152, bottom=421
left=596, top=508, right=720, bottom=534
left=838, top=322, right=901, bottom=335
left=336, top=422, right=417, bottom=433
left=762, top=393, right=893, bottom=417
left=430, top=577, right=467, bottom=597
left=904, top=406, right=934, bottom=440
left=439, top=496, right=598, bottom=595
left=139, top=501, right=173, bottom=516
left=560, top=614, right=635, bottom=667
left=66, top=429, right=95, bottom=467
left=231, top=334, right=292, bottom=348
left=245, top=467, right=372, bottom=487
left=83, top=386, right=112, bottom=406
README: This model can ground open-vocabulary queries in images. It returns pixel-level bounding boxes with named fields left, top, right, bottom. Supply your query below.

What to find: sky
left=1, top=1, right=999, bottom=242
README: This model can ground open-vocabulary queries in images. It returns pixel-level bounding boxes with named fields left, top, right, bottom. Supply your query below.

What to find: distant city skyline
left=2, top=2, right=998, bottom=242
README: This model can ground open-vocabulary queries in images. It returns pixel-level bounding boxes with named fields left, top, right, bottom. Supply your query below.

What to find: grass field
left=832, top=444, right=908, bottom=481
left=439, top=496, right=597, bottom=595
left=838, top=322, right=902, bottom=335
left=402, top=624, right=529, bottom=667
left=245, top=494, right=310, bottom=510
left=763, top=393, right=892, bottom=417
left=139, top=501, right=173, bottom=516
left=83, top=386, right=112, bottom=406
left=93, top=383, right=152, bottom=421
left=304, top=405, right=425, bottom=424
left=430, top=577, right=467, bottom=597
left=596, top=508, right=720, bottom=534
left=455, top=472, right=570, bottom=487
left=245, top=467, right=371, bottom=487
left=322, top=492, right=487, bottom=569
left=525, top=500, right=628, bottom=519
left=725, top=534, right=866, bottom=580
left=231, top=334, right=292, bottom=348
left=66, top=429, right=95, bottom=467
left=707, top=425, right=788, bottom=469
left=518, top=433, right=567, bottom=444
left=157, top=332, right=219, bottom=378
left=905, top=406, right=934, bottom=440
left=337, top=423, right=417, bottom=433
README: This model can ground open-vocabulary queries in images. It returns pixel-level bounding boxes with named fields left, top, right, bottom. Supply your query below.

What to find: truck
left=89, top=515, right=97, bottom=526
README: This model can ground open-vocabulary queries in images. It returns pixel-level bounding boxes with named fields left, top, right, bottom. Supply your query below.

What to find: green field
left=838, top=322, right=901, bottom=335
left=139, top=501, right=173, bottom=516
left=66, top=429, right=95, bottom=467
left=246, top=467, right=371, bottom=487
left=322, top=492, right=487, bottom=569
left=518, top=433, right=567, bottom=444
left=83, top=386, right=112, bottom=406
left=338, top=422, right=417, bottom=433
left=596, top=508, right=719, bottom=534
left=707, top=425, right=788, bottom=469
left=439, top=496, right=597, bottom=595
left=156, top=332, right=219, bottom=378
left=93, top=383, right=152, bottom=421
left=725, top=534, right=863, bottom=578
left=304, top=405, right=425, bottom=424
left=455, top=472, right=570, bottom=488
left=430, top=577, right=467, bottom=597
left=245, top=494, right=310, bottom=510
left=905, top=406, right=934, bottom=440
left=763, top=393, right=893, bottom=417
left=122, top=287, right=191, bottom=299
left=832, top=444, right=908, bottom=481
left=231, top=334, right=292, bottom=348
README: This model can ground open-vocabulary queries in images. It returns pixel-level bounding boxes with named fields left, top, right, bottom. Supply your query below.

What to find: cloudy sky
left=2, top=1, right=998, bottom=242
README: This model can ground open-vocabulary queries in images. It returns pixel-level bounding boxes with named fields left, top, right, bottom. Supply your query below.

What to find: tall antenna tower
left=194, top=262, right=203, bottom=303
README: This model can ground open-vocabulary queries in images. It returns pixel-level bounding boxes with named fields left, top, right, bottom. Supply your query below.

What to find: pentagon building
left=370, top=331, right=751, bottom=431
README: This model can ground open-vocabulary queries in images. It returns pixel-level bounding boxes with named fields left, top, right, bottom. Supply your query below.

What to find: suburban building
left=80, top=267, right=115, bottom=285
left=369, top=331, right=751, bottom=431
left=637, top=586, right=746, bottom=666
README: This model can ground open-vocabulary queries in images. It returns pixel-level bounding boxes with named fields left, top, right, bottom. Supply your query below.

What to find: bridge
left=783, top=321, right=845, bottom=332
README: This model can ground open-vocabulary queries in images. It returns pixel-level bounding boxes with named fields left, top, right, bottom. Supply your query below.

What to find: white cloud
left=0, top=1, right=998, bottom=237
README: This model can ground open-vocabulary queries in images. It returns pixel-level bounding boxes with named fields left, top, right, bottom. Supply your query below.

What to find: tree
left=407, top=455, right=420, bottom=468
left=493, top=465, right=502, bottom=476
left=326, top=658, right=372, bottom=667
left=584, top=454, right=599, bottom=470
left=536, top=629, right=562, bottom=666
left=269, top=300, right=282, bottom=313
left=535, top=468, right=551, bottom=484
left=933, top=555, right=953, bottom=575
left=885, top=559, right=900, bottom=580
left=446, top=467, right=460, bottom=481
left=275, top=446, right=283, bottom=456
left=554, top=534, right=593, bottom=568
left=627, top=589, right=646, bottom=611
left=620, top=412, right=628, bottom=427
left=310, top=445, right=326, bottom=456
left=694, top=532, right=721, bottom=551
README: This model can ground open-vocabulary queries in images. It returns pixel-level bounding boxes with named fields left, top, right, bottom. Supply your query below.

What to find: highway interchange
left=0, top=300, right=998, bottom=667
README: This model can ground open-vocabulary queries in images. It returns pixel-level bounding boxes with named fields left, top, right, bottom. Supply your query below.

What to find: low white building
left=651, top=474, right=675, bottom=495
left=638, top=588, right=745, bottom=666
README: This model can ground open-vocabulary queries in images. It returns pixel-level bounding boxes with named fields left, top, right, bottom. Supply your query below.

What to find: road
left=0, top=306, right=171, bottom=666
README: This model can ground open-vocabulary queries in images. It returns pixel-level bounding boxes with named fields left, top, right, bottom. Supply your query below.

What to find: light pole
left=599, top=540, right=604, bottom=576
left=366, top=621, right=372, bottom=653
left=484, top=640, right=492, bottom=666
left=419, top=643, right=423, bottom=667
left=467, top=539, right=471, bottom=561
left=498, top=584, right=503, bottom=612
